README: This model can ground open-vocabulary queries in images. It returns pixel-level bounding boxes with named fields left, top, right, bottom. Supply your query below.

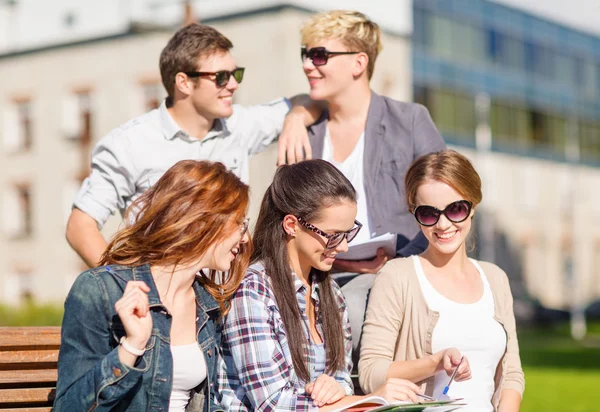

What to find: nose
left=226, top=75, right=240, bottom=92
left=334, top=236, right=349, bottom=254
left=302, top=56, right=315, bottom=73
left=435, top=213, right=452, bottom=231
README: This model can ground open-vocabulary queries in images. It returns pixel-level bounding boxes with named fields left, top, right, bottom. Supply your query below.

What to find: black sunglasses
left=296, top=217, right=362, bottom=249
left=184, top=67, right=245, bottom=87
left=300, top=47, right=360, bottom=66
left=413, top=200, right=473, bottom=227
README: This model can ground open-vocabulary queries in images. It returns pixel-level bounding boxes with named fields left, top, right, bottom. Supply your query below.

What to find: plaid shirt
left=217, top=262, right=353, bottom=411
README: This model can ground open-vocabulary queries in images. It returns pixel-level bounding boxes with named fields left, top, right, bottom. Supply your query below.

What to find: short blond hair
left=300, top=10, right=382, bottom=80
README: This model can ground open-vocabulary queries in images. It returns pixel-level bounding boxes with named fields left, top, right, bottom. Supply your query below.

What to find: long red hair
left=99, top=160, right=252, bottom=313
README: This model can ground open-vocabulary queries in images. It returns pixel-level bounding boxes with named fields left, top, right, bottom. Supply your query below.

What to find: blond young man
left=67, top=24, right=318, bottom=268
left=299, top=11, right=446, bottom=355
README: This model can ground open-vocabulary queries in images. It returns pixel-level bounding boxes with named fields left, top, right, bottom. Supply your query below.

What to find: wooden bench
left=0, top=327, right=61, bottom=411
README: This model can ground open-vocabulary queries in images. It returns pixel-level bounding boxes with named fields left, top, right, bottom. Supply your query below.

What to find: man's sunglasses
left=300, top=47, right=360, bottom=66
left=297, top=217, right=362, bottom=249
left=184, top=67, right=245, bottom=88
left=413, top=200, right=472, bottom=227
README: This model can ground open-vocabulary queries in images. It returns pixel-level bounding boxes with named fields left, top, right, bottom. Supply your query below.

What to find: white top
left=322, top=128, right=373, bottom=244
left=169, top=343, right=207, bottom=412
left=412, top=255, right=506, bottom=412
left=73, top=98, right=290, bottom=228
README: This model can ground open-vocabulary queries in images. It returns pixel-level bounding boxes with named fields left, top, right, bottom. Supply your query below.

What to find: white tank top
left=412, top=255, right=506, bottom=412
left=323, top=127, right=373, bottom=244
left=169, top=343, right=207, bottom=412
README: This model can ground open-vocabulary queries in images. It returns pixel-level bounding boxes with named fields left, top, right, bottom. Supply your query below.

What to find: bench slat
left=0, top=350, right=58, bottom=365
left=0, top=328, right=61, bottom=348
left=0, top=387, right=54, bottom=404
left=0, top=370, right=57, bottom=385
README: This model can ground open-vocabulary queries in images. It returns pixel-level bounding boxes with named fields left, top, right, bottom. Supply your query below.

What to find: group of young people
left=54, top=9, right=524, bottom=412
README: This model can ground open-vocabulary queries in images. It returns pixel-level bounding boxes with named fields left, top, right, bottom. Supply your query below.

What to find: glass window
left=428, top=14, right=454, bottom=59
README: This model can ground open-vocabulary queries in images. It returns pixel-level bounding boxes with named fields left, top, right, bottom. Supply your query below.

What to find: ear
left=282, top=215, right=298, bottom=237
left=352, top=52, right=369, bottom=78
left=174, top=72, right=195, bottom=97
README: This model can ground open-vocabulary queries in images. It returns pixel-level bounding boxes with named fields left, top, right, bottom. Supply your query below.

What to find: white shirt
left=322, top=128, right=373, bottom=244
left=169, top=343, right=207, bottom=412
left=413, top=255, right=506, bottom=412
left=74, top=98, right=290, bottom=228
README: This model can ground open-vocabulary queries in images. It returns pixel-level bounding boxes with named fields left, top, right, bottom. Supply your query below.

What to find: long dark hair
left=252, top=159, right=356, bottom=382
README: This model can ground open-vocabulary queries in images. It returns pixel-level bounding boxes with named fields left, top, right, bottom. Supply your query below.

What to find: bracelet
left=120, top=336, right=146, bottom=356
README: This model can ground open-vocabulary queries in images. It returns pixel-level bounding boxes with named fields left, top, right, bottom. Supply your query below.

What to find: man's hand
left=277, top=107, right=312, bottom=165
left=333, top=247, right=390, bottom=274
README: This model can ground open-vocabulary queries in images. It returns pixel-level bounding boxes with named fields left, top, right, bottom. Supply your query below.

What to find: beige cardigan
left=358, top=257, right=525, bottom=410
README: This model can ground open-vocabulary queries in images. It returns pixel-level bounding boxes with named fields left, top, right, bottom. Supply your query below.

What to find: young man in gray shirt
left=297, top=11, right=446, bottom=355
left=67, top=24, right=318, bottom=267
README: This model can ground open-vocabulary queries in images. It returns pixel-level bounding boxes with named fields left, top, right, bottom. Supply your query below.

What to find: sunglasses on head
left=300, top=46, right=360, bottom=66
left=184, top=67, right=245, bottom=87
left=413, top=200, right=472, bottom=227
left=296, top=216, right=362, bottom=249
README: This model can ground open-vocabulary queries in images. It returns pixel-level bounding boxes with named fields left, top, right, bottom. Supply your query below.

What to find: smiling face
left=188, top=50, right=239, bottom=120
left=291, top=199, right=358, bottom=273
left=302, top=38, right=364, bottom=102
left=202, top=217, right=250, bottom=272
left=415, top=179, right=475, bottom=257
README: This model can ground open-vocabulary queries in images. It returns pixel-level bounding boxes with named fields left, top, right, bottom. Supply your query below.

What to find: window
left=3, top=183, right=33, bottom=239
left=63, top=90, right=92, bottom=145
left=3, top=269, right=34, bottom=304
left=2, top=99, right=33, bottom=153
left=141, top=82, right=165, bottom=112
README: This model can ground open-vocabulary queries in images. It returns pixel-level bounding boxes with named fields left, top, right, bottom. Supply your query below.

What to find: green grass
left=519, top=322, right=600, bottom=412
left=0, top=300, right=64, bottom=326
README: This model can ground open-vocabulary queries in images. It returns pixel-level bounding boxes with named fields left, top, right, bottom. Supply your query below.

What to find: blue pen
left=443, top=356, right=464, bottom=395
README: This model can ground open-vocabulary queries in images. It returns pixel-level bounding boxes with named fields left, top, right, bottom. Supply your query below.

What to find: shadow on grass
left=518, top=324, right=600, bottom=371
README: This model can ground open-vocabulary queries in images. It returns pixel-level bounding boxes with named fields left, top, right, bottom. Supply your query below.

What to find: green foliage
left=519, top=323, right=600, bottom=412
left=0, top=300, right=64, bottom=326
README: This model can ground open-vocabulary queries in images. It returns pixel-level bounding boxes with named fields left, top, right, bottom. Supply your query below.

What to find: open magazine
left=336, top=232, right=397, bottom=260
left=331, top=396, right=465, bottom=412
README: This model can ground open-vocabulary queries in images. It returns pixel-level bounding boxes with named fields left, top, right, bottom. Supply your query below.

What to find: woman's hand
left=439, top=348, right=471, bottom=382
left=114, top=281, right=153, bottom=353
left=305, top=374, right=346, bottom=407
left=371, top=378, right=422, bottom=403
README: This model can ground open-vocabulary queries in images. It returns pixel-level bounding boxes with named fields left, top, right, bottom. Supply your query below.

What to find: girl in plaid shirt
left=217, top=160, right=421, bottom=411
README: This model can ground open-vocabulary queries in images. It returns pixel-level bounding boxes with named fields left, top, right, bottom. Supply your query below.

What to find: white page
left=336, top=232, right=397, bottom=261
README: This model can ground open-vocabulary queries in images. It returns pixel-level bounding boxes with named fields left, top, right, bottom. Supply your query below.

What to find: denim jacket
left=54, top=264, right=224, bottom=412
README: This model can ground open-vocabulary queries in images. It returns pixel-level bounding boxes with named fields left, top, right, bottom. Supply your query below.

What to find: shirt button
left=427, top=333, right=432, bottom=338
left=433, top=313, right=439, bottom=317
left=112, top=367, right=122, bottom=377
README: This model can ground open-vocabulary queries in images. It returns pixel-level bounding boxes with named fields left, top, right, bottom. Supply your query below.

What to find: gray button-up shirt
left=74, top=98, right=290, bottom=228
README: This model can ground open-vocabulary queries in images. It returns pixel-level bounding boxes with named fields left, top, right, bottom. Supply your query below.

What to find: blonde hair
left=404, top=150, right=483, bottom=211
left=300, top=10, right=382, bottom=80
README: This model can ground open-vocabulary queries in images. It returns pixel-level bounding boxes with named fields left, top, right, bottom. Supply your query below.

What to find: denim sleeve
left=53, top=272, right=145, bottom=411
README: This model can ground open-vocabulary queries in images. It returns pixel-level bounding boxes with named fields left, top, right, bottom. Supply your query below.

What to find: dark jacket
left=308, top=91, right=446, bottom=256
left=54, top=264, right=223, bottom=411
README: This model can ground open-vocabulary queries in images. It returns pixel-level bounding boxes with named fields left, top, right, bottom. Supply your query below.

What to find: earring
left=288, top=232, right=296, bottom=237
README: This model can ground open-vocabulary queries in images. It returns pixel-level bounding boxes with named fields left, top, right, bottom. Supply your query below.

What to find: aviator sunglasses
left=296, top=217, right=362, bottom=249
left=184, top=67, right=245, bottom=87
left=300, top=46, right=360, bottom=66
left=413, top=200, right=472, bottom=227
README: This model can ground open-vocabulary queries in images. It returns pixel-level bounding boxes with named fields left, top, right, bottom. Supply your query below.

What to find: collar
left=291, top=270, right=322, bottom=302
left=159, top=99, right=229, bottom=141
